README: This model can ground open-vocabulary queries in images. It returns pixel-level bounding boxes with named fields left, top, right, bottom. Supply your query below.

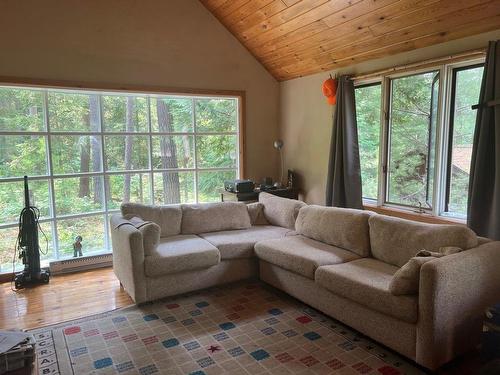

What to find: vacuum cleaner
left=14, top=176, right=50, bottom=289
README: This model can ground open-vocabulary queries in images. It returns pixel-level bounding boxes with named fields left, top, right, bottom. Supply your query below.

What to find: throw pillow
left=247, top=202, right=269, bottom=225
left=138, top=222, right=161, bottom=256
left=439, top=246, right=463, bottom=255
left=389, top=250, right=445, bottom=296
left=114, top=216, right=161, bottom=256
left=115, top=215, right=152, bottom=230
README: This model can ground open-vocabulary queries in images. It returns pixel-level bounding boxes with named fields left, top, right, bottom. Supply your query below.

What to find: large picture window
left=0, top=86, right=241, bottom=272
left=355, top=59, right=484, bottom=220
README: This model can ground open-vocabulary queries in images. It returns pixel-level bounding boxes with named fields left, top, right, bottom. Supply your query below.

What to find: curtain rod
left=351, top=48, right=486, bottom=81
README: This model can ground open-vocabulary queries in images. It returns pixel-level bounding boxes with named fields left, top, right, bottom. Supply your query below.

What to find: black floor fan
left=14, top=176, right=50, bottom=289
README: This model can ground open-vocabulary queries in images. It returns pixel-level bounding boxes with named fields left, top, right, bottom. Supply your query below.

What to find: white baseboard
left=49, top=253, right=112, bottom=274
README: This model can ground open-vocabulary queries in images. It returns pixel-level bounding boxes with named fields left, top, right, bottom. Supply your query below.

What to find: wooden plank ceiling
left=199, top=0, right=500, bottom=81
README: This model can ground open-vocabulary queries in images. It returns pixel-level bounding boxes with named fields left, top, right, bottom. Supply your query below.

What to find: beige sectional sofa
left=111, top=192, right=500, bottom=370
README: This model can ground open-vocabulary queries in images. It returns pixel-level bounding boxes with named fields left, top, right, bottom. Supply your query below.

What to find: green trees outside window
left=446, top=65, right=484, bottom=216
left=388, top=71, right=438, bottom=207
left=355, top=83, right=381, bottom=200
left=0, top=87, right=240, bottom=272
left=355, top=62, right=483, bottom=218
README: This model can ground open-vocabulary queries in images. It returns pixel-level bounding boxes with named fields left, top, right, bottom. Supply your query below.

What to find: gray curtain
left=467, top=41, right=500, bottom=240
left=326, top=75, right=363, bottom=208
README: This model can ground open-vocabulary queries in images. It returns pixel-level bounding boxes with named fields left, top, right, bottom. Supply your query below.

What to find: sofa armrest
left=110, top=214, right=148, bottom=304
left=417, top=241, right=500, bottom=370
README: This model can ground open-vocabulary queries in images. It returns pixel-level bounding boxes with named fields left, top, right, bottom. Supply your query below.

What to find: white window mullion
left=378, top=76, right=391, bottom=207
left=43, top=90, right=60, bottom=260
left=98, top=94, right=110, bottom=251
left=433, top=65, right=448, bottom=217
left=192, top=98, right=199, bottom=203
left=236, top=97, right=241, bottom=179
left=147, top=97, right=155, bottom=205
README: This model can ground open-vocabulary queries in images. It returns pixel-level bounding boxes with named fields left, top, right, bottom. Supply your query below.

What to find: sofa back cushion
left=369, top=215, right=478, bottom=267
left=259, top=192, right=306, bottom=230
left=295, top=205, right=372, bottom=257
left=181, top=202, right=251, bottom=234
left=121, top=203, right=182, bottom=237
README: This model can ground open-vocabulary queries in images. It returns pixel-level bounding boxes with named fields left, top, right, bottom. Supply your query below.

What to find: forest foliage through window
left=0, top=86, right=240, bottom=272
left=388, top=71, right=439, bottom=208
left=355, top=62, right=483, bottom=218
left=355, top=83, right=381, bottom=201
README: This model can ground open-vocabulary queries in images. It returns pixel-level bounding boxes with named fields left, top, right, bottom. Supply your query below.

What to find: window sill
left=363, top=204, right=466, bottom=225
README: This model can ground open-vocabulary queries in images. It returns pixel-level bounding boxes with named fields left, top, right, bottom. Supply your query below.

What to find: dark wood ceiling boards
left=200, top=0, right=500, bottom=81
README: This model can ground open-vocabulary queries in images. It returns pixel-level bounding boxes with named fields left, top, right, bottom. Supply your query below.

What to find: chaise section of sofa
left=256, top=204, right=500, bottom=370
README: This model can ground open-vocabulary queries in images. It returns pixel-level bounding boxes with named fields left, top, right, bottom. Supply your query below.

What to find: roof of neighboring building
left=452, top=145, right=473, bottom=174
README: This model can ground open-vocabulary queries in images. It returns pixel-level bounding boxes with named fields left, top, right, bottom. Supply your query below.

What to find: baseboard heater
left=49, top=253, right=113, bottom=274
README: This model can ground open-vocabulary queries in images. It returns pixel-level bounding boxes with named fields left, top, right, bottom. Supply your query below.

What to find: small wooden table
left=220, top=188, right=299, bottom=203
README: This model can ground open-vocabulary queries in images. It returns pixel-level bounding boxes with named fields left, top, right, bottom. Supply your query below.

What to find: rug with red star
left=29, top=280, right=425, bottom=374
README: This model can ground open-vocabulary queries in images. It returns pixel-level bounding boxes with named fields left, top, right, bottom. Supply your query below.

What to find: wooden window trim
left=364, top=203, right=466, bottom=225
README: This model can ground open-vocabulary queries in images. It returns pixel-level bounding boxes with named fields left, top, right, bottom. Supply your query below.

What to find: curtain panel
left=468, top=40, right=500, bottom=240
left=325, top=76, right=363, bottom=209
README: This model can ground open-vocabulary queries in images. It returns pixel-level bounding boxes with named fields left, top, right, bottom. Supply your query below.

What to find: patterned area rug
left=29, top=281, right=426, bottom=375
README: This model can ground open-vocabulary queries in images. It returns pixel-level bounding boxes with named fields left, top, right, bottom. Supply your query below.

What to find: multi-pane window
left=0, top=86, right=240, bottom=272
left=355, top=60, right=484, bottom=219
left=355, top=83, right=381, bottom=200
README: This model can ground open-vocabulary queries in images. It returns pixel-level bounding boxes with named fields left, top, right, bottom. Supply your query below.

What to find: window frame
left=355, top=58, right=485, bottom=222
left=0, top=82, right=245, bottom=269
left=442, top=62, right=485, bottom=218
left=384, top=68, right=442, bottom=212
left=353, top=81, right=383, bottom=202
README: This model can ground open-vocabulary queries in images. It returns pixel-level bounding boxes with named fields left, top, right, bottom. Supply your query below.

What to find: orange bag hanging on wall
left=322, top=75, right=337, bottom=105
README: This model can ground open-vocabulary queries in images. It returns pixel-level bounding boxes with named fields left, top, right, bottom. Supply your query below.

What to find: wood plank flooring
left=0, top=267, right=132, bottom=330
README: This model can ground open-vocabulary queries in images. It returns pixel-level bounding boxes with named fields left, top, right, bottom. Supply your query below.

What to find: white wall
left=280, top=30, right=500, bottom=204
left=0, top=0, right=280, bottom=182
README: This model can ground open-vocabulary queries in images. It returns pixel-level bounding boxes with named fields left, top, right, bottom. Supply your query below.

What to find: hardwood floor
left=0, top=267, right=132, bottom=330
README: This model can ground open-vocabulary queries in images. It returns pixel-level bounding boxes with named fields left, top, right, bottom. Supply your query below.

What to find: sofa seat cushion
left=315, top=259, right=418, bottom=323
left=254, top=235, right=360, bottom=279
left=199, top=225, right=294, bottom=260
left=144, top=235, right=220, bottom=277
